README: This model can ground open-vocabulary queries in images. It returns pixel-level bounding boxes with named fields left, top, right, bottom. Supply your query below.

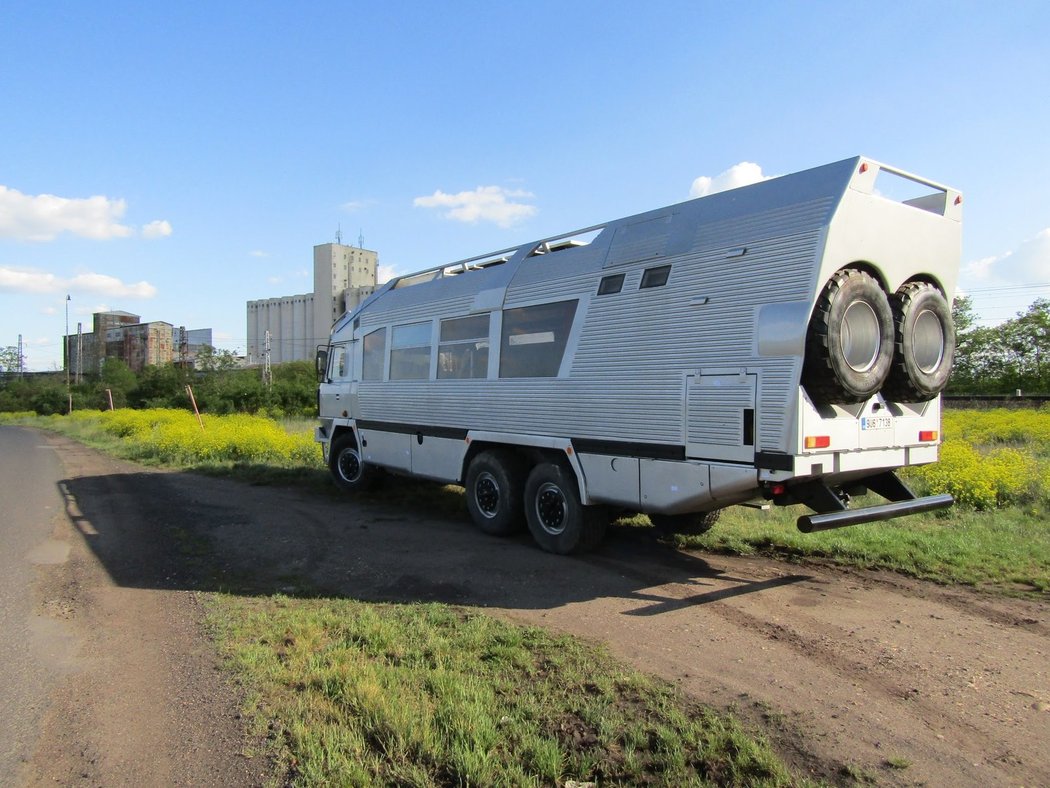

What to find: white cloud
left=959, top=228, right=1050, bottom=324
left=266, top=276, right=283, bottom=284
left=962, top=229, right=1050, bottom=286
left=0, top=185, right=135, bottom=241
left=341, top=200, right=373, bottom=213
left=414, top=186, right=537, bottom=228
left=0, top=266, right=157, bottom=298
left=249, top=250, right=269, bottom=257
left=141, top=219, right=172, bottom=239
left=377, top=264, right=399, bottom=284
left=689, top=162, right=771, bottom=198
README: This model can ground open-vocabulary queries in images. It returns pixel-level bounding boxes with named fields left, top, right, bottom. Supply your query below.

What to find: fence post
left=186, top=385, right=205, bottom=431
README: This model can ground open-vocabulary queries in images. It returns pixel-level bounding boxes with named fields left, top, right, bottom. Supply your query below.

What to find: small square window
left=640, top=265, right=671, bottom=289
left=597, top=274, right=625, bottom=295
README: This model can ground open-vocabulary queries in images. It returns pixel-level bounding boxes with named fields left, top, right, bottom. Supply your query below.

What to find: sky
left=2, top=1, right=1048, bottom=371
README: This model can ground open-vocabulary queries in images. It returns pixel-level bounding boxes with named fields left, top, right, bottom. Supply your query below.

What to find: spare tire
left=802, top=268, right=894, bottom=405
left=881, top=281, right=955, bottom=402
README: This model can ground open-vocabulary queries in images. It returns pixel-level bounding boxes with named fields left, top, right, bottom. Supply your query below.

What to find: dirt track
left=17, top=429, right=1050, bottom=786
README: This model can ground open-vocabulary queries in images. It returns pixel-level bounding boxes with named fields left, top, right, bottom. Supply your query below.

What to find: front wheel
left=524, top=463, right=607, bottom=554
left=329, top=433, right=380, bottom=492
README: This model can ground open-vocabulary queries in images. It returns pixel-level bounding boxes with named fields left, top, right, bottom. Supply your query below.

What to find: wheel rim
left=474, top=472, right=500, bottom=519
left=840, top=299, right=881, bottom=373
left=337, top=449, right=362, bottom=483
left=912, top=308, right=945, bottom=373
left=535, top=482, right=567, bottom=535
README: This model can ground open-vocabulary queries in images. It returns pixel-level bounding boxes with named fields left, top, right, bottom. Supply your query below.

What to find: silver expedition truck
left=316, top=157, right=960, bottom=554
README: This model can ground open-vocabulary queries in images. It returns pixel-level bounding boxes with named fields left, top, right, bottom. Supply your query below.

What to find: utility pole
left=17, top=334, right=24, bottom=379
left=64, top=295, right=70, bottom=390
left=262, top=329, right=273, bottom=389
left=76, top=322, right=83, bottom=384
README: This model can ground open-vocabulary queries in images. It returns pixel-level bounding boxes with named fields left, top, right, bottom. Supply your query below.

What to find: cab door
left=319, top=341, right=354, bottom=418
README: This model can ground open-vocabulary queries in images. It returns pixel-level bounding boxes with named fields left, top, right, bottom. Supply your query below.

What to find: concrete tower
left=312, top=242, right=378, bottom=348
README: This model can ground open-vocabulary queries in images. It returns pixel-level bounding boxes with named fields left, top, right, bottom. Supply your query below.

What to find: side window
left=328, top=345, right=349, bottom=380
left=362, top=328, right=386, bottom=381
left=390, top=321, right=432, bottom=380
left=640, top=264, right=671, bottom=289
left=597, top=273, right=625, bottom=295
left=499, top=300, right=578, bottom=378
left=438, top=315, right=490, bottom=379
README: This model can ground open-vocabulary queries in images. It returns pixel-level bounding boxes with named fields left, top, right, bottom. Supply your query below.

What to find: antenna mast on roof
left=358, top=229, right=364, bottom=249
left=335, top=224, right=342, bottom=245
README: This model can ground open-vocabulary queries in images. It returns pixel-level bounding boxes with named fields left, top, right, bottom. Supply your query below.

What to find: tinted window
left=499, top=300, right=578, bottom=378
left=439, top=315, right=489, bottom=379
left=640, top=264, right=671, bottom=289
left=598, top=273, right=625, bottom=295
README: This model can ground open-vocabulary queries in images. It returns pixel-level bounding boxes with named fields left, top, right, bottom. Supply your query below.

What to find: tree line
left=2, top=299, right=1048, bottom=415
left=949, top=297, right=1049, bottom=395
left=0, top=346, right=318, bottom=416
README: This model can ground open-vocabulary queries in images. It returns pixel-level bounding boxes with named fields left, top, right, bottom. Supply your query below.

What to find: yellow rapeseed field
left=909, top=407, right=1050, bottom=509
left=90, top=408, right=322, bottom=467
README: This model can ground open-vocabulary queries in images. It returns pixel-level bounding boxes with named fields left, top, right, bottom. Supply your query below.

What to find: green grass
left=207, top=595, right=806, bottom=787
left=657, top=502, right=1050, bottom=594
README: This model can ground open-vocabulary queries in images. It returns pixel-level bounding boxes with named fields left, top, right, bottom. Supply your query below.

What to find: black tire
left=524, top=463, right=607, bottom=555
left=802, top=268, right=895, bottom=404
left=881, top=282, right=955, bottom=402
left=464, top=450, right=526, bottom=536
left=329, top=433, right=380, bottom=492
left=649, top=509, right=721, bottom=537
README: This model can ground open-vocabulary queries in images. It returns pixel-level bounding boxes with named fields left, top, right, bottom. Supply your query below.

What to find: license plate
left=860, top=416, right=893, bottom=431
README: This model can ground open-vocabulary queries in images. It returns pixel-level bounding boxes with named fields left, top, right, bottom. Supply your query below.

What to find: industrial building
left=64, top=311, right=212, bottom=375
left=246, top=242, right=378, bottom=364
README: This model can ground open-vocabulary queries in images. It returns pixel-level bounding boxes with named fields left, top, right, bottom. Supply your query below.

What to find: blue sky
left=2, top=1, right=1048, bottom=371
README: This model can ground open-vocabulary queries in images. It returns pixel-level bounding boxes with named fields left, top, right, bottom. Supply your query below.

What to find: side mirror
left=315, top=347, right=329, bottom=381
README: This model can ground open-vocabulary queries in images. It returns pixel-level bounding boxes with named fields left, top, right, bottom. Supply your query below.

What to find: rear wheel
left=524, top=463, right=607, bottom=554
left=802, top=269, right=894, bottom=404
left=649, top=509, right=721, bottom=537
left=465, top=450, right=526, bottom=536
left=881, top=281, right=955, bottom=402
left=329, top=433, right=380, bottom=492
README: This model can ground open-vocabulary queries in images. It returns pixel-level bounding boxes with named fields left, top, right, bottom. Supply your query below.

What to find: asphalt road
left=0, top=427, right=78, bottom=787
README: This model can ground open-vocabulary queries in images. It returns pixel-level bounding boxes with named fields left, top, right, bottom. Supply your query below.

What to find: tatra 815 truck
left=316, top=157, right=961, bottom=554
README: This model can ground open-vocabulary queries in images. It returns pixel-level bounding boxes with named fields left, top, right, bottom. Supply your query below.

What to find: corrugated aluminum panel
left=351, top=185, right=836, bottom=459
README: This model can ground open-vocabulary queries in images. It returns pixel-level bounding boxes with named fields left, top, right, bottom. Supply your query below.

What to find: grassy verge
left=655, top=502, right=1050, bottom=594
left=208, top=595, right=806, bottom=786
